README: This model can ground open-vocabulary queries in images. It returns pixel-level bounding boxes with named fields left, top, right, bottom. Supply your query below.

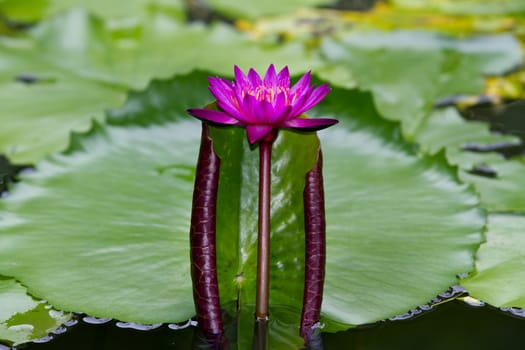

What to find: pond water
left=6, top=296, right=524, bottom=350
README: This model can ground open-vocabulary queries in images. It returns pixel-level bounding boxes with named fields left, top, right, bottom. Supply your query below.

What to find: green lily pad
left=28, top=10, right=318, bottom=89
left=0, top=278, right=71, bottom=346
left=392, top=0, right=525, bottom=16
left=459, top=157, right=525, bottom=211
left=205, top=0, right=333, bottom=20
left=318, top=30, right=522, bottom=138
left=231, top=304, right=305, bottom=349
left=0, top=9, right=319, bottom=164
left=0, top=77, right=125, bottom=165
left=311, top=88, right=484, bottom=328
left=0, top=118, right=199, bottom=324
left=461, top=214, right=525, bottom=307
left=0, top=0, right=184, bottom=23
left=0, top=73, right=484, bottom=342
left=400, top=105, right=525, bottom=212
left=415, top=107, right=521, bottom=168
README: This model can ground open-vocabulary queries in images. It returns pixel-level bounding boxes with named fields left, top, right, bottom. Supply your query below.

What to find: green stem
left=256, top=135, right=274, bottom=320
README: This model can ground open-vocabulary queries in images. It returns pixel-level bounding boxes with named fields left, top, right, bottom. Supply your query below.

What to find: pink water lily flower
left=187, top=64, right=338, bottom=144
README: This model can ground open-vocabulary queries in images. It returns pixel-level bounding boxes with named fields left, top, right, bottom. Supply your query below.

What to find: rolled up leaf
left=189, top=123, right=224, bottom=340
left=300, top=147, right=326, bottom=342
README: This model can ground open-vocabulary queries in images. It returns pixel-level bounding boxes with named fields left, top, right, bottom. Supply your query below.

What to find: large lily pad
left=205, top=0, right=332, bottom=20
left=0, top=0, right=184, bottom=23
left=311, top=88, right=484, bottom=327
left=0, top=9, right=319, bottom=164
left=318, top=30, right=522, bottom=137
left=413, top=107, right=525, bottom=212
left=392, top=0, right=525, bottom=16
left=0, top=278, right=70, bottom=346
left=461, top=214, right=525, bottom=307
left=0, top=73, right=484, bottom=341
left=0, top=118, right=199, bottom=323
left=414, top=107, right=521, bottom=169
left=459, top=157, right=525, bottom=211
left=0, top=76, right=125, bottom=165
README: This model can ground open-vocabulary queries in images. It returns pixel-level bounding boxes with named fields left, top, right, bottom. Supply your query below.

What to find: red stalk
left=256, top=131, right=277, bottom=320
left=300, top=148, right=326, bottom=342
left=256, top=140, right=272, bottom=320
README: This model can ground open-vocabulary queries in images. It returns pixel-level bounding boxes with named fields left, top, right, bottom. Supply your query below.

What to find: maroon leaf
left=300, top=147, right=326, bottom=342
left=189, top=123, right=225, bottom=342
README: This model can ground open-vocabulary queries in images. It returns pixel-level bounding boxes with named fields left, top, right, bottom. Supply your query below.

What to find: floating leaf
left=318, top=30, right=522, bottom=137
left=0, top=118, right=200, bottom=324
left=0, top=76, right=125, bottom=164
left=0, top=0, right=184, bottom=23
left=0, top=278, right=70, bottom=346
left=459, top=157, right=525, bottom=211
left=415, top=107, right=521, bottom=168
left=0, top=9, right=319, bottom=163
left=311, top=88, right=484, bottom=328
left=207, top=124, right=319, bottom=322
left=461, top=214, right=525, bottom=307
left=205, top=0, right=333, bottom=20
left=0, top=73, right=484, bottom=343
left=392, top=0, right=525, bottom=16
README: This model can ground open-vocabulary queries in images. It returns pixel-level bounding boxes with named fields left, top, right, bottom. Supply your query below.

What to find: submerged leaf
left=0, top=278, right=70, bottom=346
left=461, top=214, right=525, bottom=307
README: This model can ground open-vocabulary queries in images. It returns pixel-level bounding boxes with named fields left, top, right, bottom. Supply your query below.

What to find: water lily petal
left=268, top=92, right=292, bottom=123
left=188, top=65, right=336, bottom=139
left=209, top=78, right=239, bottom=109
left=276, top=66, right=290, bottom=89
left=248, top=68, right=263, bottom=88
left=216, top=100, right=249, bottom=123
left=290, top=71, right=312, bottom=96
left=186, top=108, right=242, bottom=125
left=263, top=64, right=277, bottom=89
left=292, top=84, right=331, bottom=116
left=209, top=78, right=249, bottom=122
left=245, top=94, right=264, bottom=123
left=289, top=85, right=315, bottom=117
left=234, top=65, right=251, bottom=90
left=208, top=77, right=234, bottom=98
left=253, top=98, right=276, bottom=124
left=246, top=125, right=274, bottom=144
left=282, top=117, right=339, bottom=131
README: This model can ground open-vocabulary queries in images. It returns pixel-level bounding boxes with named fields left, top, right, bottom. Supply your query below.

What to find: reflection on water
left=7, top=300, right=524, bottom=350
left=322, top=300, right=525, bottom=350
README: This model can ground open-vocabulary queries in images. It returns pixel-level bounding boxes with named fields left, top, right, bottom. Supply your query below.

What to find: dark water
left=0, top=155, right=31, bottom=194
left=7, top=298, right=525, bottom=350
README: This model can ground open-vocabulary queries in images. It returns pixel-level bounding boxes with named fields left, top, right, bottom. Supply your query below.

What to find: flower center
left=250, top=86, right=289, bottom=104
